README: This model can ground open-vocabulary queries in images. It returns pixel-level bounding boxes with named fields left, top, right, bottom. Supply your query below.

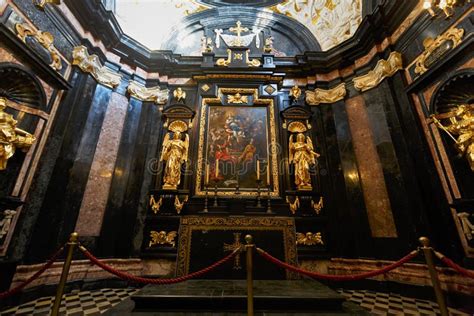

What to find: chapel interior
left=0, top=0, right=473, bottom=315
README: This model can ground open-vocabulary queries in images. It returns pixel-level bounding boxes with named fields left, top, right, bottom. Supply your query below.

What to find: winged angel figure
left=160, top=130, right=189, bottom=189
left=289, top=133, right=320, bottom=190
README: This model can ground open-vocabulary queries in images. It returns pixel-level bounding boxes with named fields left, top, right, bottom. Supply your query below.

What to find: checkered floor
left=0, top=288, right=138, bottom=315
left=339, top=289, right=469, bottom=315
left=1, top=287, right=470, bottom=315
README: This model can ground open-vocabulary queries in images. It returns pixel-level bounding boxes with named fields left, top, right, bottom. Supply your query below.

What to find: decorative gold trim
left=227, top=93, right=248, bottom=104
left=353, top=52, right=403, bottom=92
left=33, top=0, right=60, bottom=10
left=296, top=232, right=324, bottom=246
left=245, top=50, right=261, bottom=67
left=216, top=49, right=232, bottom=67
left=127, top=81, right=169, bottom=105
left=174, top=195, right=188, bottom=214
left=148, top=231, right=177, bottom=248
left=149, top=195, right=163, bottom=214
left=223, top=232, right=243, bottom=270
left=15, top=23, right=62, bottom=71
left=414, top=28, right=464, bottom=75
left=193, top=74, right=282, bottom=81
left=286, top=196, right=300, bottom=214
left=176, top=216, right=298, bottom=279
left=72, top=46, right=122, bottom=89
left=287, top=121, right=307, bottom=133
left=311, top=196, right=324, bottom=215
left=194, top=88, right=279, bottom=197
left=306, top=83, right=346, bottom=106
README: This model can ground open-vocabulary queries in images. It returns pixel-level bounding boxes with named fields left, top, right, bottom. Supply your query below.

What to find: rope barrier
left=79, top=245, right=240, bottom=285
left=257, top=247, right=420, bottom=281
left=433, top=250, right=474, bottom=279
left=0, top=246, right=64, bottom=300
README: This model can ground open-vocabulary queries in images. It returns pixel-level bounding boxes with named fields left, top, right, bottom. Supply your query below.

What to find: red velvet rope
left=257, top=248, right=419, bottom=281
left=0, top=246, right=64, bottom=300
left=79, top=246, right=240, bottom=284
left=438, top=255, right=474, bottom=279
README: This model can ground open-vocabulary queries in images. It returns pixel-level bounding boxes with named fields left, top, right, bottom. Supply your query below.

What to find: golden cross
left=229, top=21, right=249, bottom=47
left=223, top=232, right=243, bottom=270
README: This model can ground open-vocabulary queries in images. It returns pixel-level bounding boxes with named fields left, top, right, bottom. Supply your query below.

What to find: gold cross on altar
left=229, top=21, right=249, bottom=47
left=223, top=233, right=243, bottom=270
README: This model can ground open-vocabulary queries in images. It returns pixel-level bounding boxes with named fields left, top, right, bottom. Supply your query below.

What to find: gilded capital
left=353, top=52, right=403, bottom=92
left=72, top=46, right=122, bottom=89
left=127, top=81, right=169, bottom=105
left=306, top=83, right=346, bottom=106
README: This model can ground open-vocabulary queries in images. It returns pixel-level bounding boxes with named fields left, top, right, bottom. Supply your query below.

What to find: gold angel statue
left=160, top=121, right=189, bottom=189
left=0, top=97, right=35, bottom=170
left=432, top=104, right=473, bottom=171
left=289, top=133, right=320, bottom=190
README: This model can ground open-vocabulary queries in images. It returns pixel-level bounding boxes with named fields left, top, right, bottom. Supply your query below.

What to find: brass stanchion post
left=419, top=237, right=448, bottom=316
left=245, top=235, right=255, bottom=316
left=51, top=232, right=78, bottom=316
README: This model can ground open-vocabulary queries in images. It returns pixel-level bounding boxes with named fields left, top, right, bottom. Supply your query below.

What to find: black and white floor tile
left=1, top=288, right=469, bottom=315
left=0, top=288, right=138, bottom=316
left=339, top=289, right=469, bottom=315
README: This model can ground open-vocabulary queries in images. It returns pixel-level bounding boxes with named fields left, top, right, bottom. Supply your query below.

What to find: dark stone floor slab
left=111, top=280, right=368, bottom=314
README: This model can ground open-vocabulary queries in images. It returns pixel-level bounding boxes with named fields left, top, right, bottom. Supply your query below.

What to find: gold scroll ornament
left=414, top=28, right=464, bottom=75
left=353, top=52, right=403, bottom=92
left=127, top=81, right=169, bottom=105
left=432, top=104, right=474, bottom=172
left=149, top=230, right=177, bottom=248
left=0, top=98, right=35, bottom=170
left=296, top=232, right=324, bottom=246
left=288, top=122, right=320, bottom=191
left=16, top=23, right=62, bottom=71
left=72, top=46, right=122, bottom=89
left=160, top=120, right=189, bottom=190
left=306, top=83, right=346, bottom=106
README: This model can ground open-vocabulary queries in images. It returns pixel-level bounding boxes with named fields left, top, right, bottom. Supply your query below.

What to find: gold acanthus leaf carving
left=15, top=23, right=62, bottom=71
left=0, top=98, right=36, bottom=171
left=306, top=83, right=346, bottom=105
left=296, top=232, right=324, bottom=246
left=127, top=81, right=169, bottom=105
left=149, top=231, right=177, bottom=248
left=72, top=46, right=122, bottom=89
left=353, top=52, right=403, bottom=92
left=414, top=28, right=464, bottom=75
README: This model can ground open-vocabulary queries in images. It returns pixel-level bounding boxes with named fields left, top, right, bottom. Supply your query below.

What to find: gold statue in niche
left=289, top=132, right=320, bottom=190
left=160, top=120, right=189, bottom=190
left=0, top=98, right=35, bottom=170
left=432, top=104, right=474, bottom=171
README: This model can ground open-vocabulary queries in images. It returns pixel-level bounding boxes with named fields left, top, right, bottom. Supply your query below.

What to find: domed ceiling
left=113, top=0, right=362, bottom=53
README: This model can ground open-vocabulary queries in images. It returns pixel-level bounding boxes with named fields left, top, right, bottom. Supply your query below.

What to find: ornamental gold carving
left=216, top=49, right=232, bottom=67
left=173, top=88, right=186, bottom=103
left=289, top=132, right=320, bottom=191
left=127, top=81, right=169, bottom=105
left=0, top=98, right=36, bottom=171
left=353, top=52, right=403, bottom=92
left=432, top=105, right=474, bottom=172
left=223, top=233, right=243, bottom=270
left=33, top=0, right=60, bottom=10
left=227, top=93, right=248, bottom=104
left=311, top=197, right=324, bottom=215
left=414, top=28, right=464, bottom=75
left=286, top=196, right=300, bottom=214
left=160, top=120, right=189, bottom=190
left=306, top=83, right=346, bottom=105
left=149, top=230, right=177, bottom=248
left=174, top=195, right=188, bottom=214
left=245, top=50, right=261, bottom=67
left=15, top=23, right=62, bottom=71
left=72, top=46, right=122, bottom=89
left=149, top=195, right=163, bottom=214
left=296, top=232, right=324, bottom=246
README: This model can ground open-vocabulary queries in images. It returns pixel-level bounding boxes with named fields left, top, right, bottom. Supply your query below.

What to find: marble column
left=345, top=95, right=397, bottom=238
left=75, top=92, right=129, bottom=236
